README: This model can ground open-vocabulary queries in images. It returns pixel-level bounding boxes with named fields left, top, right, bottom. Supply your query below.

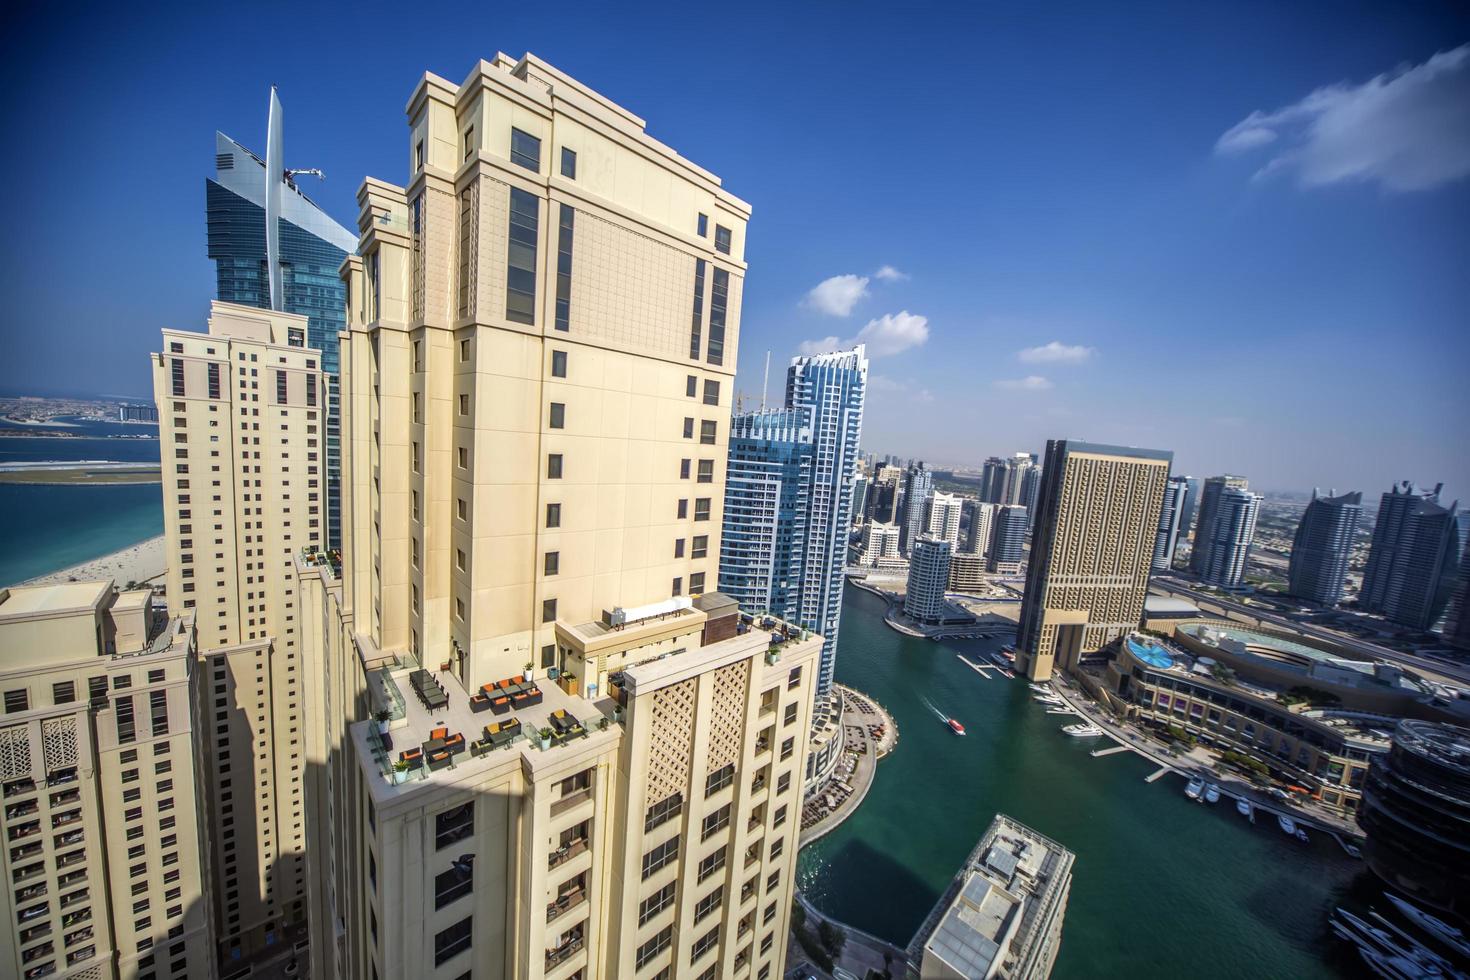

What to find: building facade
left=1016, top=441, right=1171, bottom=682
left=925, top=491, right=963, bottom=550
left=0, top=583, right=214, bottom=980
left=989, top=505, right=1027, bottom=574
left=899, top=463, right=933, bottom=557
left=208, top=119, right=357, bottom=548
left=151, top=302, right=328, bottom=968
left=1360, top=482, right=1465, bottom=631
left=1190, top=476, right=1261, bottom=590
left=858, top=521, right=904, bottom=570
left=905, top=537, right=953, bottom=623
left=1152, top=474, right=1189, bottom=572
left=1287, top=489, right=1362, bottom=607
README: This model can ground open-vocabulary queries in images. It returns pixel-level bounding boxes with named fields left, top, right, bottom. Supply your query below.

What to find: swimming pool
left=1127, top=636, right=1175, bottom=669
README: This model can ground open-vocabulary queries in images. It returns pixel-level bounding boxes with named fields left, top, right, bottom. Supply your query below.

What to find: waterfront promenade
left=800, top=684, right=898, bottom=846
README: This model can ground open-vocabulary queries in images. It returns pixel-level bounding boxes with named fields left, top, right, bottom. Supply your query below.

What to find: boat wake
left=920, top=697, right=951, bottom=724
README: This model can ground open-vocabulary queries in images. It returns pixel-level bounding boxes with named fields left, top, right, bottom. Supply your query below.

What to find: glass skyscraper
left=1287, top=489, right=1362, bottom=606
left=1190, top=475, right=1262, bottom=590
left=720, top=346, right=868, bottom=703
left=1152, top=474, right=1190, bottom=572
left=1360, top=482, right=1465, bottom=630
left=207, top=129, right=356, bottom=546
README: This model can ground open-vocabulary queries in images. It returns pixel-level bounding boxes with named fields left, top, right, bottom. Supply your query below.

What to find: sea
left=797, top=585, right=1382, bottom=979
left=0, top=416, right=162, bottom=586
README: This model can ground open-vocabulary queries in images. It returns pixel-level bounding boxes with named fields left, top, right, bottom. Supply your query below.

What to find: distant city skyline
left=2, top=3, right=1466, bottom=500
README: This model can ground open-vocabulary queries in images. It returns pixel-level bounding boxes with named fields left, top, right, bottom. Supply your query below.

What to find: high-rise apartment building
left=1190, top=476, right=1261, bottom=590
left=1177, top=476, right=1200, bottom=545
left=118, top=404, right=160, bottom=423
left=1361, top=482, right=1465, bottom=630
left=961, top=499, right=993, bottom=558
left=1016, top=441, right=1171, bottom=681
left=0, top=583, right=214, bottom=980
left=899, top=463, right=933, bottom=557
left=989, top=505, right=1028, bottom=574
left=905, top=537, right=954, bottom=623
left=208, top=100, right=357, bottom=548
left=925, top=491, right=963, bottom=549
left=151, top=301, right=328, bottom=967
left=858, top=521, right=904, bottom=569
left=1152, top=474, right=1190, bottom=572
left=1287, top=489, right=1362, bottom=606
left=275, top=53, right=820, bottom=980
left=851, top=470, right=869, bottom=528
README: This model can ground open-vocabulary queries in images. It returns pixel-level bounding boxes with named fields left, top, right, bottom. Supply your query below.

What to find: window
left=506, top=188, right=539, bottom=324
left=677, top=499, right=689, bottom=519
left=644, top=792, right=683, bottom=833
left=434, top=917, right=472, bottom=966
left=636, top=926, right=673, bottom=970
left=435, top=863, right=473, bottom=910
left=691, top=925, right=720, bottom=963
left=700, top=420, right=717, bottom=445
left=546, top=502, right=561, bottom=527
left=52, top=681, right=76, bottom=705
left=706, top=763, right=734, bottom=796
left=692, top=535, right=708, bottom=559
left=415, top=139, right=424, bottom=169
left=697, top=846, right=727, bottom=882
left=547, top=454, right=563, bottom=479
left=510, top=127, right=540, bottom=171
left=542, top=598, right=557, bottom=623
left=171, top=358, right=185, bottom=397
left=680, top=459, right=691, bottom=479
left=276, top=370, right=287, bottom=403
left=675, top=538, right=686, bottom=558
left=702, top=379, right=720, bottom=405
left=714, top=224, right=732, bottom=254
left=3, top=689, right=27, bottom=713
left=708, top=268, right=729, bottom=365
left=555, top=205, right=574, bottom=331
left=544, top=552, right=559, bottom=576
left=551, top=350, right=567, bottom=377
left=780, top=736, right=795, bottom=760
left=456, top=497, right=466, bottom=521
left=694, top=499, right=711, bottom=521
left=695, top=887, right=723, bottom=923
left=458, top=394, right=468, bottom=416
left=456, top=549, right=466, bottom=572
left=784, top=702, right=799, bottom=726
left=459, top=338, right=471, bottom=362
left=697, top=212, right=709, bottom=237
left=641, top=837, right=679, bottom=880
left=689, top=259, right=706, bottom=360
left=463, top=125, right=475, bottom=161
left=435, top=802, right=474, bottom=849
left=549, top=403, right=565, bottom=429
left=541, top=644, right=556, bottom=669
left=560, top=146, right=577, bottom=178
left=686, top=375, right=699, bottom=398
left=701, top=803, right=731, bottom=840
left=697, top=460, right=714, bottom=483
left=787, top=665, right=802, bottom=689
left=690, top=572, right=706, bottom=594
left=683, top=418, right=695, bottom=439
left=640, top=882, right=676, bottom=925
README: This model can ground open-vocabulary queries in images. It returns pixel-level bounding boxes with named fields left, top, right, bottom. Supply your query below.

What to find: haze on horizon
left=1, top=1, right=1465, bottom=502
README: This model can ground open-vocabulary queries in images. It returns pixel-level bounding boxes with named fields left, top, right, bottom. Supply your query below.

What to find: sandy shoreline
left=19, top=534, right=168, bottom=590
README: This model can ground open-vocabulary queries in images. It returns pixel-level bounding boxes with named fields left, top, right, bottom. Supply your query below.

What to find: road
left=1150, top=576, right=1470, bottom=687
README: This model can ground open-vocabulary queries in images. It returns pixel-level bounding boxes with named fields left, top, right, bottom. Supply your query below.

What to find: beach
left=19, top=534, right=168, bottom=590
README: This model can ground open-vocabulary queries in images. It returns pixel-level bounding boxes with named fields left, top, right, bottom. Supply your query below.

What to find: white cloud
left=913, top=388, right=935, bottom=404
left=1017, top=341, right=1096, bottom=364
left=868, top=374, right=906, bottom=392
left=994, top=375, right=1054, bottom=391
left=854, top=311, right=929, bottom=357
left=1215, top=43, right=1470, bottom=192
left=797, top=336, right=842, bottom=355
left=874, top=265, right=909, bottom=282
left=803, top=274, right=869, bottom=316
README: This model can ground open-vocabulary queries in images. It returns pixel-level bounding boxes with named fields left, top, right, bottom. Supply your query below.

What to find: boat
left=1062, top=723, right=1103, bottom=737
left=1386, top=895, right=1470, bottom=960
left=1204, top=783, right=1221, bottom=804
left=948, top=718, right=966, bottom=736
left=1029, top=683, right=1051, bottom=693
left=1046, top=708, right=1077, bottom=715
left=1357, top=947, right=1430, bottom=980
left=1278, top=814, right=1297, bottom=836
left=1236, top=799, right=1251, bottom=817
left=1334, top=908, right=1452, bottom=978
left=1368, top=911, right=1457, bottom=974
left=1185, top=776, right=1205, bottom=800
left=1344, top=843, right=1362, bottom=859
left=999, top=668, right=1015, bottom=679
left=1295, top=827, right=1310, bottom=843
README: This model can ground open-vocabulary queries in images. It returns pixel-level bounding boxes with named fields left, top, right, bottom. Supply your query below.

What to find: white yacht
left=1203, top=783, right=1221, bottom=804
left=1185, top=776, right=1205, bottom=800
left=1061, top=723, right=1103, bottom=737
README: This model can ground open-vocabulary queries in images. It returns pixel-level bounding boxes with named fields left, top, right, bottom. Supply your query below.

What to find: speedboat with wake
left=922, top=697, right=966, bottom=736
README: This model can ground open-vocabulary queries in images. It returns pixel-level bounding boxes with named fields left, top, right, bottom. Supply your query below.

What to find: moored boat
left=1185, top=776, right=1205, bottom=800
left=1278, top=814, right=1297, bottom=836
left=1295, top=827, right=1310, bottom=843
left=1062, top=723, right=1103, bottom=737
left=1204, top=783, right=1221, bottom=804
left=1386, top=895, right=1470, bottom=960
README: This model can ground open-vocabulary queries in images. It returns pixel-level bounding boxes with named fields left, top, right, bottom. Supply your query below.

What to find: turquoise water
left=0, top=433, right=163, bottom=586
left=797, top=585, right=1373, bottom=978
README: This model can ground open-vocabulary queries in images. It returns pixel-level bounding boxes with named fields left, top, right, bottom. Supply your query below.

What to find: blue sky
left=2, top=1, right=1466, bottom=498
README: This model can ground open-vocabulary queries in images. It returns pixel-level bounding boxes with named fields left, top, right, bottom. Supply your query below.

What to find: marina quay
left=907, top=813, right=1075, bottom=980
left=1070, top=621, right=1470, bottom=816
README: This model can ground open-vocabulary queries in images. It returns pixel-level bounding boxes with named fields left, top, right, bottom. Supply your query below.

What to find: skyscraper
left=1287, top=489, right=1363, bottom=606
left=906, top=537, right=954, bottom=623
left=207, top=96, right=356, bottom=548
left=1177, top=475, right=1201, bottom=544
left=1019, top=461, right=1042, bottom=530
left=900, top=462, right=934, bottom=556
left=152, top=302, right=328, bottom=967
left=1152, top=474, right=1190, bottom=572
left=1361, top=482, right=1465, bottom=630
left=979, top=456, right=1007, bottom=503
left=1016, top=441, right=1172, bottom=681
left=989, top=505, right=1028, bottom=574
left=721, top=343, right=868, bottom=701
left=964, top=499, right=997, bottom=556
left=926, top=491, right=964, bottom=549
left=866, top=464, right=902, bottom=524
left=1190, top=475, right=1261, bottom=589
left=279, top=54, right=818, bottom=980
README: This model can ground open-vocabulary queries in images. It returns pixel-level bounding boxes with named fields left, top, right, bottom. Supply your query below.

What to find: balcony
left=548, top=838, right=588, bottom=870
left=13, top=862, right=44, bottom=883
left=59, top=888, right=88, bottom=909
left=61, top=908, right=91, bottom=928
left=4, top=778, right=37, bottom=798
left=545, top=932, right=585, bottom=970
left=47, top=790, right=79, bottom=808
left=549, top=788, right=592, bottom=819
left=63, top=926, right=92, bottom=946
left=9, top=820, right=41, bottom=841
left=19, top=923, right=51, bottom=944
left=11, top=841, right=43, bottom=861
left=22, top=942, right=53, bottom=964
left=65, top=947, right=95, bottom=966
left=16, top=882, right=47, bottom=903
left=18, top=902, right=49, bottom=922
left=6, top=800, right=39, bottom=820
left=546, top=885, right=586, bottom=923
left=24, top=964, right=56, bottom=980
left=54, top=830, right=83, bottom=848
left=56, top=870, right=85, bottom=889
left=52, top=810, right=81, bottom=829
left=54, top=850, right=85, bottom=869
left=48, top=768, right=77, bottom=786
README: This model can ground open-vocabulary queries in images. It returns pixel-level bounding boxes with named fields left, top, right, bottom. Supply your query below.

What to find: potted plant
left=375, top=709, right=392, bottom=736
left=537, top=727, right=554, bottom=750
left=524, top=661, right=535, bottom=682
left=392, top=759, right=409, bottom=784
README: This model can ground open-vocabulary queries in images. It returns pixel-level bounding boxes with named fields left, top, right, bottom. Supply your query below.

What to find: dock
left=1091, top=745, right=1131, bottom=758
left=1145, top=766, right=1175, bottom=783
left=956, top=654, right=997, bottom=680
